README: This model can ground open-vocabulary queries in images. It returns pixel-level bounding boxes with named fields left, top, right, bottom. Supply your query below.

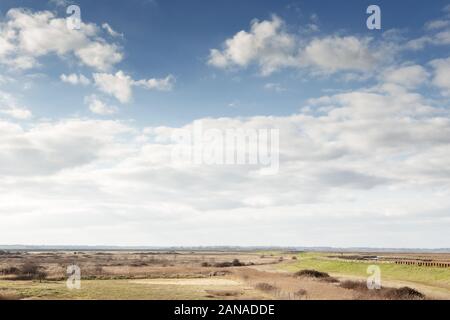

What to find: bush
left=255, top=283, right=278, bottom=292
left=0, top=267, right=20, bottom=275
left=232, top=259, right=245, bottom=266
left=214, top=262, right=233, bottom=268
left=340, top=280, right=367, bottom=290
left=339, top=280, right=426, bottom=300
left=295, top=289, right=307, bottom=296
left=214, top=259, right=245, bottom=268
left=385, top=287, right=425, bottom=300
left=294, top=269, right=330, bottom=279
left=20, top=262, right=40, bottom=277
left=201, top=262, right=210, bottom=267
left=36, top=271, right=48, bottom=282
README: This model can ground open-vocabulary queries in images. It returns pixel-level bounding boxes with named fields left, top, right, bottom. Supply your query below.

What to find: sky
left=0, top=0, right=450, bottom=248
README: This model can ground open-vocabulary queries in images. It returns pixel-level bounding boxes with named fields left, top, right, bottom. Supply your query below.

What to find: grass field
left=0, top=278, right=268, bottom=300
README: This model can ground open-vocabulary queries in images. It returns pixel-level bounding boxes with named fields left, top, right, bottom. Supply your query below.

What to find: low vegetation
left=255, top=282, right=278, bottom=292
left=294, top=269, right=339, bottom=283
left=339, top=280, right=425, bottom=300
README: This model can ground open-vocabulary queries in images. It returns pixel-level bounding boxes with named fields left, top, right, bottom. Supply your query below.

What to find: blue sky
left=0, top=0, right=448, bottom=126
left=0, top=0, right=450, bottom=247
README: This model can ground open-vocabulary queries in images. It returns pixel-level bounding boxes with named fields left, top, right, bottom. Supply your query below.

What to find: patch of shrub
left=214, top=262, right=233, bottom=268
left=232, top=259, right=245, bottom=266
left=295, top=289, right=307, bottom=296
left=255, top=283, right=278, bottom=292
left=294, top=269, right=330, bottom=279
left=214, top=259, right=245, bottom=268
left=206, top=290, right=242, bottom=297
left=201, top=262, right=210, bottom=267
left=36, top=271, right=48, bottom=282
left=340, top=280, right=367, bottom=290
left=20, top=262, right=40, bottom=277
left=0, top=267, right=20, bottom=275
left=384, top=287, right=425, bottom=300
left=339, top=280, right=425, bottom=300
left=294, top=269, right=339, bottom=282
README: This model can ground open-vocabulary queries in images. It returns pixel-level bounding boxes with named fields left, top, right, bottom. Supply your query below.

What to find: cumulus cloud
left=430, top=57, right=450, bottom=95
left=208, top=16, right=379, bottom=75
left=0, top=8, right=123, bottom=71
left=134, top=75, right=176, bottom=91
left=302, top=36, right=376, bottom=73
left=93, top=71, right=134, bottom=103
left=60, top=73, right=91, bottom=86
left=208, top=16, right=299, bottom=75
left=0, top=91, right=32, bottom=119
left=93, top=71, right=175, bottom=103
left=84, top=95, right=118, bottom=115
left=382, top=65, right=429, bottom=88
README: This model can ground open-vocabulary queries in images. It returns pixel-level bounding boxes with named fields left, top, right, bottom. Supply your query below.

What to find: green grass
left=281, top=252, right=450, bottom=290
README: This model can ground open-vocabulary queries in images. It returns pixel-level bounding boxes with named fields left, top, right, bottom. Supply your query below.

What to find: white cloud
left=0, top=107, right=32, bottom=119
left=208, top=15, right=299, bottom=75
left=430, top=57, right=450, bottom=95
left=407, top=13, right=450, bottom=49
left=48, top=0, right=71, bottom=7
left=0, top=8, right=123, bottom=71
left=0, top=91, right=32, bottom=119
left=302, top=36, right=376, bottom=73
left=60, top=73, right=91, bottom=86
left=382, top=65, right=429, bottom=88
left=85, top=95, right=118, bottom=115
left=102, top=23, right=123, bottom=38
left=264, top=82, right=286, bottom=92
left=93, top=71, right=175, bottom=103
left=93, top=71, right=134, bottom=103
left=208, top=16, right=379, bottom=75
left=425, top=19, right=450, bottom=30
left=134, top=74, right=176, bottom=91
